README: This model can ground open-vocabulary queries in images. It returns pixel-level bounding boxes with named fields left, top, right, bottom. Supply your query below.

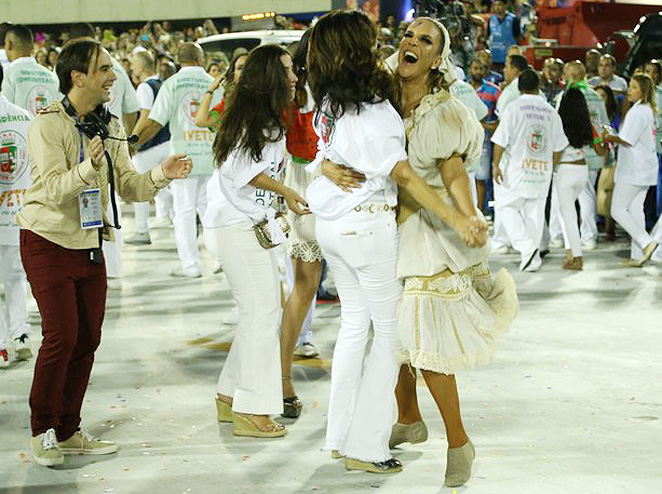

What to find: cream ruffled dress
left=396, top=90, right=519, bottom=374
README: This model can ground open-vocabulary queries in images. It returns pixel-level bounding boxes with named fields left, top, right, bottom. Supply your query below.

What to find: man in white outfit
left=135, top=43, right=218, bottom=278
left=69, top=23, right=141, bottom=280
left=0, top=64, right=33, bottom=367
left=492, top=69, right=568, bottom=272
left=549, top=61, right=608, bottom=250
left=2, top=24, right=60, bottom=116
left=492, top=54, right=530, bottom=253
left=124, top=50, right=172, bottom=245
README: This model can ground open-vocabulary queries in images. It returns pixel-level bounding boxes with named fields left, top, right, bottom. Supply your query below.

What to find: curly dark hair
left=213, top=44, right=291, bottom=164
left=558, top=88, right=593, bottom=149
left=308, top=10, right=394, bottom=119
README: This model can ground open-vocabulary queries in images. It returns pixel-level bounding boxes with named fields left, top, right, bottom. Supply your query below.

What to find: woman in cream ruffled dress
left=326, top=17, right=518, bottom=487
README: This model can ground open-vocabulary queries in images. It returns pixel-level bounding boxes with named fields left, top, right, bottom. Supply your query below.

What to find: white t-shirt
left=1, top=57, right=60, bottom=117
left=491, top=94, right=569, bottom=198
left=615, top=100, right=658, bottom=186
left=106, top=57, right=140, bottom=119
left=588, top=74, right=628, bottom=93
left=496, top=77, right=520, bottom=118
left=0, top=95, right=32, bottom=245
left=204, top=136, right=286, bottom=228
left=305, top=100, right=408, bottom=220
left=136, top=75, right=159, bottom=110
left=0, top=49, right=10, bottom=71
left=149, top=66, right=218, bottom=176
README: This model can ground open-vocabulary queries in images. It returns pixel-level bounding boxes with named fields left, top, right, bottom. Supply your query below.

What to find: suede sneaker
left=59, top=429, right=118, bottom=455
left=31, top=428, right=64, bottom=466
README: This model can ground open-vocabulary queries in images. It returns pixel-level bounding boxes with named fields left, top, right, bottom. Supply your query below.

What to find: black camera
left=415, top=0, right=469, bottom=38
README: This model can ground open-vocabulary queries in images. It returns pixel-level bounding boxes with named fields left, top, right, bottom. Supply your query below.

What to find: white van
left=198, top=30, right=304, bottom=61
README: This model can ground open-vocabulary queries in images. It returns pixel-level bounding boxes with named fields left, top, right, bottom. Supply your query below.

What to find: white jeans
left=553, top=165, right=589, bottom=257
left=0, top=244, right=31, bottom=348
left=132, top=142, right=172, bottom=233
left=549, top=170, right=598, bottom=242
left=491, top=181, right=512, bottom=249
left=500, top=195, right=547, bottom=262
left=611, top=183, right=652, bottom=259
left=171, top=175, right=209, bottom=273
left=316, top=208, right=401, bottom=463
left=204, top=222, right=283, bottom=414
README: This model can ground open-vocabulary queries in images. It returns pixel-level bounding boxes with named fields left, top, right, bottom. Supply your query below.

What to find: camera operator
left=16, top=37, right=192, bottom=467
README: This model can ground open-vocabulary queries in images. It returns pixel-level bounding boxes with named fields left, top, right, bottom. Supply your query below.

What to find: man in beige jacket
left=16, top=38, right=192, bottom=467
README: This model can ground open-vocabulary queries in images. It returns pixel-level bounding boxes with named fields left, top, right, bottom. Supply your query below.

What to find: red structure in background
left=523, top=0, right=661, bottom=69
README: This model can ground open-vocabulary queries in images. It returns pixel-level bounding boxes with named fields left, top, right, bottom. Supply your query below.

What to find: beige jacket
left=16, top=101, right=171, bottom=249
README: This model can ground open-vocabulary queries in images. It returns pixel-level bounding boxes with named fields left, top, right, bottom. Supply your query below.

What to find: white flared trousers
left=204, top=221, right=283, bottom=415
left=549, top=169, right=598, bottom=242
left=500, top=195, right=546, bottom=262
left=316, top=209, right=401, bottom=463
left=553, top=165, right=590, bottom=257
left=611, top=183, right=652, bottom=259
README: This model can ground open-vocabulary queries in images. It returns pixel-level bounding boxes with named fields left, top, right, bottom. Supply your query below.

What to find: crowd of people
left=0, top=1, right=661, bottom=489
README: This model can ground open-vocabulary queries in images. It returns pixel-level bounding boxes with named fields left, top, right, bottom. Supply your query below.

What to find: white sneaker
left=31, top=428, right=64, bottom=466
left=212, top=261, right=223, bottom=274
left=222, top=306, right=239, bottom=325
left=520, top=249, right=541, bottom=272
left=151, top=217, right=173, bottom=229
left=549, top=237, right=564, bottom=249
left=293, top=342, right=319, bottom=358
left=170, top=267, right=202, bottom=279
left=0, top=347, right=14, bottom=369
left=14, top=335, right=32, bottom=361
left=582, top=238, right=597, bottom=250
left=125, top=231, right=151, bottom=245
left=58, top=428, right=118, bottom=456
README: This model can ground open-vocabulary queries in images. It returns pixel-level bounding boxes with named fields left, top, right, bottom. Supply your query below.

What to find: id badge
left=79, top=188, right=103, bottom=229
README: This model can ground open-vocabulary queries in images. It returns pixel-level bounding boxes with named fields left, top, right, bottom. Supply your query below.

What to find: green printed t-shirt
left=1, top=57, right=60, bottom=117
left=149, top=66, right=219, bottom=176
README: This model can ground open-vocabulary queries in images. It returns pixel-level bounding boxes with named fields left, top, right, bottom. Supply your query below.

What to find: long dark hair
left=595, top=84, right=619, bottom=123
left=558, top=88, right=593, bottom=149
left=223, top=50, right=248, bottom=94
left=292, top=29, right=311, bottom=109
left=308, top=10, right=394, bottom=119
left=213, top=45, right=290, bottom=164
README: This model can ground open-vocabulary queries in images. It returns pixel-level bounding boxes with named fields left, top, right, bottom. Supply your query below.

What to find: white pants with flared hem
left=171, top=175, right=209, bottom=273
left=316, top=209, right=401, bottom=463
left=554, top=165, right=589, bottom=257
left=611, top=183, right=652, bottom=259
left=204, top=221, right=283, bottom=415
left=500, top=195, right=546, bottom=262
left=132, top=142, right=171, bottom=233
left=0, top=245, right=31, bottom=348
left=491, top=181, right=512, bottom=249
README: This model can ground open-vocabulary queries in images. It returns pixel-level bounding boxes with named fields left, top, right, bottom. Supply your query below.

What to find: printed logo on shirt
left=0, top=131, right=29, bottom=185
left=27, top=85, right=55, bottom=116
left=318, top=111, right=336, bottom=145
left=526, top=124, right=548, bottom=155
left=181, top=91, right=203, bottom=125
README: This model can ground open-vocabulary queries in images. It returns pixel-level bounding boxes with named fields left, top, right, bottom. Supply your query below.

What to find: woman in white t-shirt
left=554, top=87, right=607, bottom=270
left=306, top=11, right=486, bottom=474
left=603, top=74, right=659, bottom=266
left=204, top=45, right=308, bottom=438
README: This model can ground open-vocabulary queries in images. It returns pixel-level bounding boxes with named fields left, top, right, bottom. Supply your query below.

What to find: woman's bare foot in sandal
left=233, top=413, right=287, bottom=438
left=282, top=376, right=303, bottom=418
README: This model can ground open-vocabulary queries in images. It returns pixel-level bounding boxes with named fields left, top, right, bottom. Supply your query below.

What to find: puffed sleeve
left=408, top=93, right=484, bottom=174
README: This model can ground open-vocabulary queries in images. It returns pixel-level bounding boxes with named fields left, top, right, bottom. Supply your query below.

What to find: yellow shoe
left=331, top=450, right=345, bottom=459
left=215, top=396, right=233, bottom=423
left=232, top=413, right=287, bottom=438
left=31, top=429, right=64, bottom=466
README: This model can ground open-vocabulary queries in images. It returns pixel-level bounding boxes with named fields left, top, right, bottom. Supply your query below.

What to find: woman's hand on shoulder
left=322, top=159, right=366, bottom=193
